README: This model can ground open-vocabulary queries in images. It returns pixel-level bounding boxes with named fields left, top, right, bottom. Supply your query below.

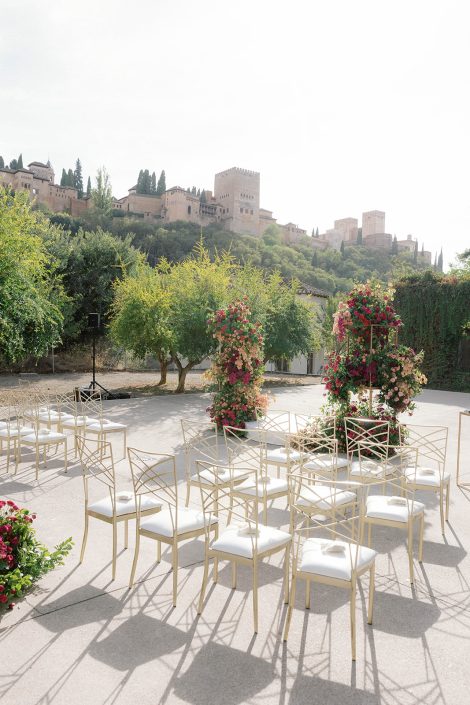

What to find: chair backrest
left=55, top=391, right=80, bottom=419
left=80, top=391, right=104, bottom=420
left=128, top=448, right=178, bottom=526
left=181, top=419, right=220, bottom=479
left=399, top=424, right=448, bottom=470
left=223, top=424, right=267, bottom=475
left=77, top=436, right=116, bottom=506
left=356, top=439, right=417, bottom=478
left=344, top=417, right=390, bottom=461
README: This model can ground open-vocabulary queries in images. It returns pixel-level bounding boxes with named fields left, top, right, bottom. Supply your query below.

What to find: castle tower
left=362, top=210, right=385, bottom=237
left=214, top=167, right=260, bottom=236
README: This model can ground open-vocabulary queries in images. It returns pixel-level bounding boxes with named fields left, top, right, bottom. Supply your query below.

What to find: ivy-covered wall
left=394, top=271, right=470, bottom=391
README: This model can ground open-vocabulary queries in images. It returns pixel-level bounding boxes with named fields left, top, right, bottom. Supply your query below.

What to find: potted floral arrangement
left=206, top=299, right=268, bottom=430
left=0, top=499, right=72, bottom=611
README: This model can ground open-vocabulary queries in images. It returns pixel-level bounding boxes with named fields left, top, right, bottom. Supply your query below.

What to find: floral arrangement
left=377, top=346, right=427, bottom=413
left=320, top=398, right=401, bottom=454
left=206, top=300, right=268, bottom=430
left=333, top=281, right=402, bottom=345
left=1, top=500, right=72, bottom=610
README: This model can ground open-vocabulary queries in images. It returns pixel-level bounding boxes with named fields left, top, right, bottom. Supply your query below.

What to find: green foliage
left=0, top=188, right=64, bottom=363
left=74, top=158, right=84, bottom=198
left=0, top=156, right=4, bottom=168
left=394, top=269, right=470, bottom=390
left=86, top=176, right=91, bottom=197
left=0, top=499, right=73, bottom=609
left=91, top=166, right=113, bottom=215
left=17, top=154, right=23, bottom=169
left=156, top=170, right=166, bottom=196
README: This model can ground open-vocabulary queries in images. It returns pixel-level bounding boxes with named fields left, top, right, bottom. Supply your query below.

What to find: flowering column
left=207, top=300, right=268, bottom=430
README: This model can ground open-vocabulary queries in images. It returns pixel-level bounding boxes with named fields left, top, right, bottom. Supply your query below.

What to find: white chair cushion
left=22, top=429, right=67, bottom=443
left=297, top=485, right=356, bottom=511
left=0, top=421, right=7, bottom=429
left=299, top=538, right=376, bottom=581
left=61, top=415, right=97, bottom=428
left=303, top=453, right=349, bottom=472
left=235, top=476, right=288, bottom=497
left=196, top=466, right=251, bottom=485
left=405, top=466, right=450, bottom=487
left=366, top=495, right=425, bottom=522
left=350, top=460, right=395, bottom=478
left=0, top=426, right=35, bottom=438
left=211, top=523, right=291, bottom=558
left=88, top=494, right=161, bottom=518
left=140, top=508, right=218, bottom=538
left=86, top=419, right=127, bottom=431
left=266, top=447, right=302, bottom=464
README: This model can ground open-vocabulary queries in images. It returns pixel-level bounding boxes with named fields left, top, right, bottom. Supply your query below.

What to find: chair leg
left=129, top=527, right=140, bottom=588
left=123, top=429, right=127, bottom=457
left=124, top=520, right=129, bottom=549
left=64, top=439, right=68, bottom=473
left=408, top=521, right=414, bottom=584
left=35, top=445, right=40, bottom=481
left=112, top=520, right=117, bottom=580
left=185, top=480, right=191, bottom=507
left=172, top=541, right=178, bottom=607
left=350, top=580, right=357, bottom=661
left=157, top=540, right=161, bottom=563
left=253, top=560, right=259, bottom=633
left=368, top=564, right=375, bottom=624
left=367, top=522, right=372, bottom=547
left=198, top=551, right=210, bottom=614
left=231, top=561, right=237, bottom=589
left=213, top=557, right=218, bottom=583
left=439, top=491, right=445, bottom=535
left=284, top=545, right=290, bottom=604
left=80, top=513, right=89, bottom=563
left=419, top=514, right=424, bottom=562
left=305, top=579, right=310, bottom=609
left=263, top=496, right=268, bottom=525
left=283, top=574, right=297, bottom=641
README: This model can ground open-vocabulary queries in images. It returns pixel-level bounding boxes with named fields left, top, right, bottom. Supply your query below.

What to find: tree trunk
left=158, top=353, right=168, bottom=386
left=172, top=356, right=195, bottom=393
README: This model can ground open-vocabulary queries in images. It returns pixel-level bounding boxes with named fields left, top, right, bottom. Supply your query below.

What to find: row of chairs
left=0, top=388, right=126, bottom=478
left=77, top=412, right=449, bottom=659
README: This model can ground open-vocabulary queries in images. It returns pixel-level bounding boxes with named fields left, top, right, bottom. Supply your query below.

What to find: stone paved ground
left=1, top=383, right=470, bottom=705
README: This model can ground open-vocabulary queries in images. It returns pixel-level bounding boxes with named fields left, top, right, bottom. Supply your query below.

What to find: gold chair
left=344, top=417, right=391, bottom=482
left=77, top=437, right=160, bottom=580
left=296, top=417, right=349, bottom=480
left=17, top=400, right=68, bottom=480
left=128, top=448, right=218, bottom=606
left=82, top=393, right=127, bottom=457
left=359, top=445, right=424, bottom=585
left=196, top=461, right=292, bottom=633
left=0, top=394, right=34, bottom=473
left=224, top=425, right=290, bottom=524
left=400, top=424, right=449, bottom=535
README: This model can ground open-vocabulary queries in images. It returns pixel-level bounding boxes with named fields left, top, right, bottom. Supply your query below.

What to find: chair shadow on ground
left=420, top=540, right=466, bottom=567
left=172, top=641, right=275, bottom=705
left=289, top=674, right=379, bottom=705
left=35, top=586, right=123, bottom=631
left=372, top=591, right=440, bottom=637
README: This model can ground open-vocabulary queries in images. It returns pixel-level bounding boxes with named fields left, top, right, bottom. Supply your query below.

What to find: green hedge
left=394, top=271, right=470, bottom=391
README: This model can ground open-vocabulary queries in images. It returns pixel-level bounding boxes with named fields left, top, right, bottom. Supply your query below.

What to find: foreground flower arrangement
left=0, top=500, right=72, bottom=610
left=206, top=299, right=268, bottom=430
left=321, top=282, right=426, bottom=447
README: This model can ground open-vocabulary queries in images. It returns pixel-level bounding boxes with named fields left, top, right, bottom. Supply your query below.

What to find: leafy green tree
left=74, top=158, right=84, bottom=198
left=91, top=167, right=113, bottom=215
left=86, top=176, right=91, bottom=197
left=0, top=188, right=64, bottom=363
left=17, top=154, right=23, bottom=169
left=167, top=244, right=233, bottom=392
left=311, top=250, right=319, bottom=267
left=156, top=170, right=166, bottom=196
left=110, top=263, right=173, bottom=384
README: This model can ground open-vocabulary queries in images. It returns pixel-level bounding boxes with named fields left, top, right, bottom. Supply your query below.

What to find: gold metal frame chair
left=399, top=424, right=449, bottom=535
left=128, top=448, right=218, bottom=606
left=344, top=417, right=391, bottom=482
left=18, top=400, right=68, bottom=479
left=78, top=437, right=160, bottom=579
left=82, top=393, right=127, bottom=457
left=283, top=492, right=375, bottom=661
left=196, top=461, right=292, bottom=633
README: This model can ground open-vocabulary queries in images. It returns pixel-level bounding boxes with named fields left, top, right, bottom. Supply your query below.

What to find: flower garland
left=1, top=499, right=72, bottom=609
left=333, top=281, right=402, bottom=345
left=206, top=300, right=268, bottom=430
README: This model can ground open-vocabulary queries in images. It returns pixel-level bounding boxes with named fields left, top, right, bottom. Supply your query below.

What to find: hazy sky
left=1, top=0, right=469, bottom=266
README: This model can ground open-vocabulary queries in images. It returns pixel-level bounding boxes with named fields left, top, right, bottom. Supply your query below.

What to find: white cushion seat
left=0, top=425, right=34, bottom=438
left=266, top=447, right=302, bottom=464
left=61, top=415, right=98, bottom=428
left=140, top=508, right=218, bottom=538
left=196, top=465, right=251, bottom=485
left=297, top=485, right=356, bottom=511
left=22, top=429, right=67, bottom=444
left=303, top=453, right=349, bottom=472
left=88, top=494, right=161, bottom=518
left=211, top=523, right=291, bottom=558
left=350, top=459, right=395, bottom=478
left=86, top=419, right=127, bottom=431
left=299, top=538, right=376, bottom=581
left=0, top=421, right=8, bottom=429
left=235, top=476, right=288, bottom=497
left=365, top=495, right=425, bottom=522
left=404, top=466, right=450, bottom=487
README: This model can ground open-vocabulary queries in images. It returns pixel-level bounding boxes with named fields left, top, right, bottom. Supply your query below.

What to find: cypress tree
left=17, top=154, right=23, bottom=169
left=142, top=169, right=151, bottom=194
left=413, top=240, right=418, bottom=264
left=356, top=228, right=363, bottom=245
left=67, top=168, right=74, bottom=187
left=60, top=168, right=67, bottom=186
left=156, top=170, right=166, bottom=196
left=136, top=170, right=144, bottom=193
left=0, top=156, right=4, bottom=168
left=391, top=235, right=398, bottom=255
left=437, top=248, right=443, bottom=272
left=200, top=189, right=207, bottom=204
left=315, top=227, right=319, bottom=237
left=311, top=250, right=319, bottom=267
left=151, top=171, right=157, bottom=194
left=197, top=188, right=200, bottom=197
left=86, top=176, right=92, bottom=197
left=340, top=240, right=345, bottom=256
left=74, top=158, right=84, bottom=197
left=191, top=186, right=197, bottom=195
left=9, top=159, right=18, bottom=170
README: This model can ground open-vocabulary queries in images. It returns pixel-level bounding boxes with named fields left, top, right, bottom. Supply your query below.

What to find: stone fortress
left=0, top=160, right=431, bottom=260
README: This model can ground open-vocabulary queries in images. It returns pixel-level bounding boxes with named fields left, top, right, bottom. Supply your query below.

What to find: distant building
left=334, top=217, right=358, bottom=242
left=362, top=210, right=386, bottom=238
